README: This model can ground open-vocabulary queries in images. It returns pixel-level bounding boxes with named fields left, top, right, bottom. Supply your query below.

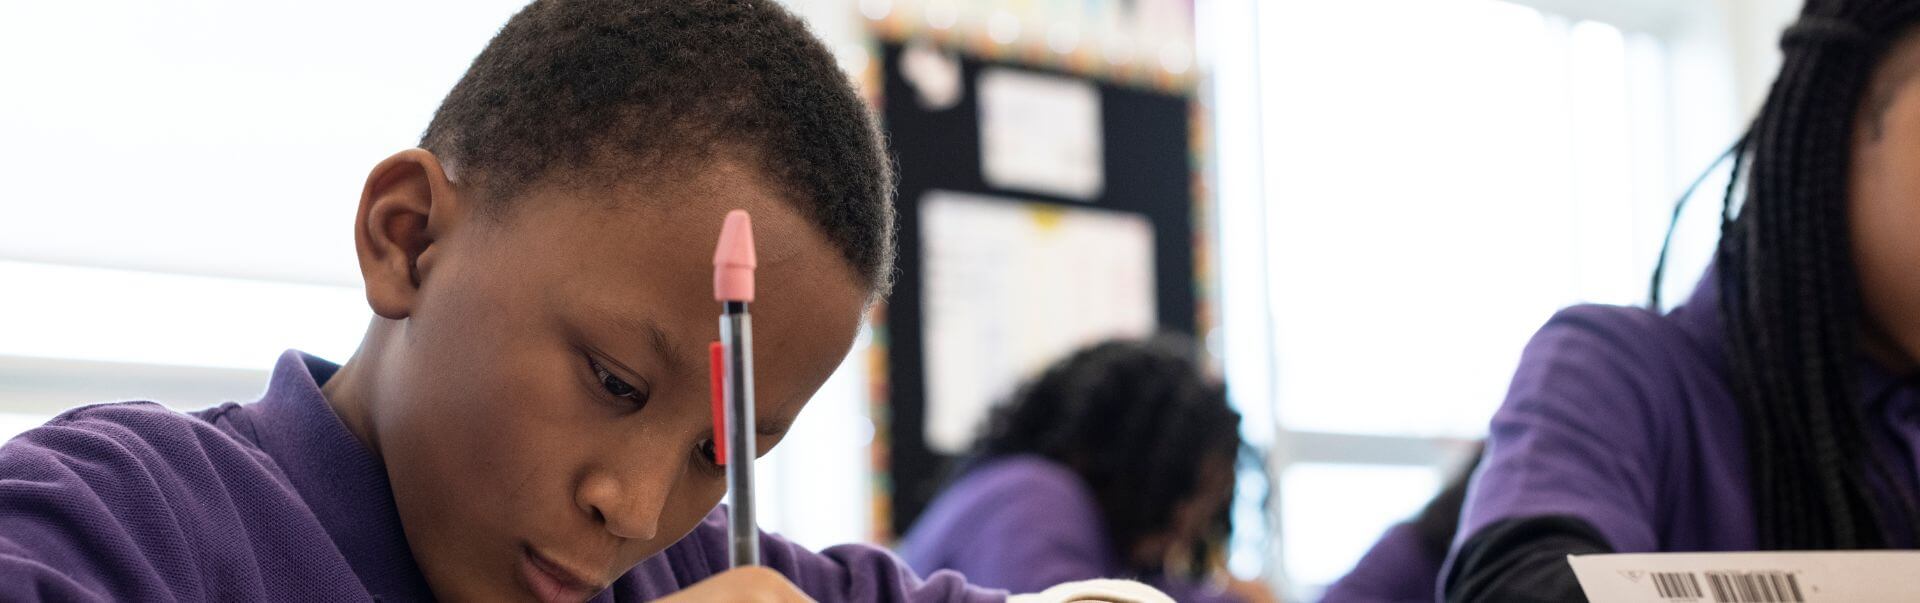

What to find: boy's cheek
left=647, top=492, right=734, bottom=555
left=392, top=369, right=585, bottom=512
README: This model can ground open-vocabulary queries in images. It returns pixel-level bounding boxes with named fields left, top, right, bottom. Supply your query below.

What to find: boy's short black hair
left=420, top=0, right=895, bottom=293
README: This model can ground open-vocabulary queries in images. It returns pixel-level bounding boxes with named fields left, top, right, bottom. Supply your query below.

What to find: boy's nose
left=576, top=469, right=668, bottom=542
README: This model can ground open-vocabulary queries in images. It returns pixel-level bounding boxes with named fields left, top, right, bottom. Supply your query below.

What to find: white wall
left=1719, top=0, right=1801, bottom=114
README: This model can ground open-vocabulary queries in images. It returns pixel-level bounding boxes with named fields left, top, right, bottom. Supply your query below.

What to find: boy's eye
left=697, top=439, right=719, bottom=467
left=588, top=358, right=648, bottom=407
left=691, top=437, right=721, bottom=470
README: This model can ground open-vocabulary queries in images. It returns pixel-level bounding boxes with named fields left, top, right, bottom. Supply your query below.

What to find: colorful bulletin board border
left=857, top=0, right=1198, bottom=93
left=851, top=0, right=1218, bottom=542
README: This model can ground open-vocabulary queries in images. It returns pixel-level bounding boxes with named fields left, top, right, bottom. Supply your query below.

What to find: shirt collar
left=236, top=350, right=434, bottom=600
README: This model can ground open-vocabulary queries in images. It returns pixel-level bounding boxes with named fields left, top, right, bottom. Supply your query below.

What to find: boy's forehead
left=529, top=157, right=816, bottom=269
left=487, top=157, right=869, bottom=343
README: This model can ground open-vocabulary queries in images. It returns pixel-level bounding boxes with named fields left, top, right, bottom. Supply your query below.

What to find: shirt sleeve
left=936, top=477, right=1236, bottom=603
left=905, top=456, right=1241, bottom=601
left=946, top=479, right=1118, bottom=594
left=1321, top=522, right=1444, bottom=603
left=775, top=538, right=1008, bottom=603
left=0, top=413, right=198, bottom=601
left=0, top=547, right=103, bottom=603
left=665, top=510, right=1008, bottom=603
left=0, top=404, right=322, bottom=603
left=1443, top=515, right=1607, bottom=603
left=1443, top=306, right=1685, bottom=593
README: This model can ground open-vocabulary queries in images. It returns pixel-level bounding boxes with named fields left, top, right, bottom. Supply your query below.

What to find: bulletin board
left=877, top=41, right=1198, bottom=537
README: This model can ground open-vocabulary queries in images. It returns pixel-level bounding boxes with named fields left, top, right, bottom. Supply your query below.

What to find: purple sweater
left=1443, top=274, right=1920, bottom=590
left=898, top=455, right=1242, bottom=603
left=0, top=351, right=1004, bottom=602
left=1317, top=522, right=1440, bottom=603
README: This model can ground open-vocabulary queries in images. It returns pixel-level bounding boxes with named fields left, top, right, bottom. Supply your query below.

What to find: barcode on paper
left=1572, top=551, right=1920, bottom=603
left=1705, top=571, right=1804, bottom=603
left=1652, top=572, right=1704, bottom=600
left=1649, top=571, right=1805, bottom=603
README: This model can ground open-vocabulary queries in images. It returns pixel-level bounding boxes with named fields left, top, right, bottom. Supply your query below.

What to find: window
left=1281, top=463, right=1440, bottom=587
left=1204, top=0, right=1740, bottom=597
left=1262, top=0, right=1681, bottom=438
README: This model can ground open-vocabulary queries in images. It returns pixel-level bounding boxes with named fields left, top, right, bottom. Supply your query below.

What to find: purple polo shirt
left=1319, top=522, right=1440, bottom=603
left=0, top=351, right=1003, bottom=602
left=1443, top=274, right=1920, bottom=590
left=898, top=455, right=1243, bottom=603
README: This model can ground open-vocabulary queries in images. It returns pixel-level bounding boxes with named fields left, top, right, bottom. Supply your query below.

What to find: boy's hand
left=658, top=567, right=817, bottom=602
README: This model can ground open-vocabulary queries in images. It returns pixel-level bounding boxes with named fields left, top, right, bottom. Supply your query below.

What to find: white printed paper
left=976, top=68, right=1104, bottom=200
left=901, top=38, right=963, bottom=111
left=919, top=191, right=1156, bottom=453
left=1570, top=551, right=1920, bottom=603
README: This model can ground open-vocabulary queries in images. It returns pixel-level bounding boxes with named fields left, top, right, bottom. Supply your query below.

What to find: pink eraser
left=713, top=210, right=756, bottom=302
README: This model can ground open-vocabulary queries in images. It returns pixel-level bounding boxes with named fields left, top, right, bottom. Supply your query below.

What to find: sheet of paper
left=1570, top=551, right=1920, bottom=603
left=976, top=67, right=1104, bottom=200
left=918, top=190, right=1156, bottom=453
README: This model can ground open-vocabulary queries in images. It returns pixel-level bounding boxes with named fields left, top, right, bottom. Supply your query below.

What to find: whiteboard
left=918, top=190, right=1157, bottom=453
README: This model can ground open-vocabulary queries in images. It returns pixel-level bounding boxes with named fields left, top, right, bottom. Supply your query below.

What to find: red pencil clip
left=708, top=340, right=727, bottom=465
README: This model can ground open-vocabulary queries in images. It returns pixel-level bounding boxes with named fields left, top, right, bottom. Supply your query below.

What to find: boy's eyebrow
left=598, top=312, right=681, bottom=375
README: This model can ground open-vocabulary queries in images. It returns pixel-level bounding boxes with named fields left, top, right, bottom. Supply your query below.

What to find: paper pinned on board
left=1569, top=551, right=1920, bottom=603
left=901, top=38, right=963, bottom=111
left=977, top=67, right=1104, bottom=201
left=918, top=190, right=1156, bottom=454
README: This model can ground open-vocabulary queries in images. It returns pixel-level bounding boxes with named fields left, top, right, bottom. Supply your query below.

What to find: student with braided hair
left=1445, top=1, right=1920, bottom=600
left=899, top=336, right=1276, bottom=603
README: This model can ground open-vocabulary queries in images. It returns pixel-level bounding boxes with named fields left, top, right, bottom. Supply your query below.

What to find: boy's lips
left=519, top=545, right=604, bottom=602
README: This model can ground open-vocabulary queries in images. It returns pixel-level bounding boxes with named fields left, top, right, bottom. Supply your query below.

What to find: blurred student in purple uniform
left=900, top=336, right=1280, bottom=603
left=1321, top=447, right=1480, bottom=603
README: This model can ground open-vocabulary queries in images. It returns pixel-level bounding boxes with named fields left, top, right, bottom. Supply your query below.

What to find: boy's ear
left=354, top=148, right=462, bottom=320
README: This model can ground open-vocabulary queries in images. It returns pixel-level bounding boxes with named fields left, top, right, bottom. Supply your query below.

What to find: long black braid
left=965, top=335, right=1243, bottom=578
left=1715, top=0, right=1920, bottom=549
